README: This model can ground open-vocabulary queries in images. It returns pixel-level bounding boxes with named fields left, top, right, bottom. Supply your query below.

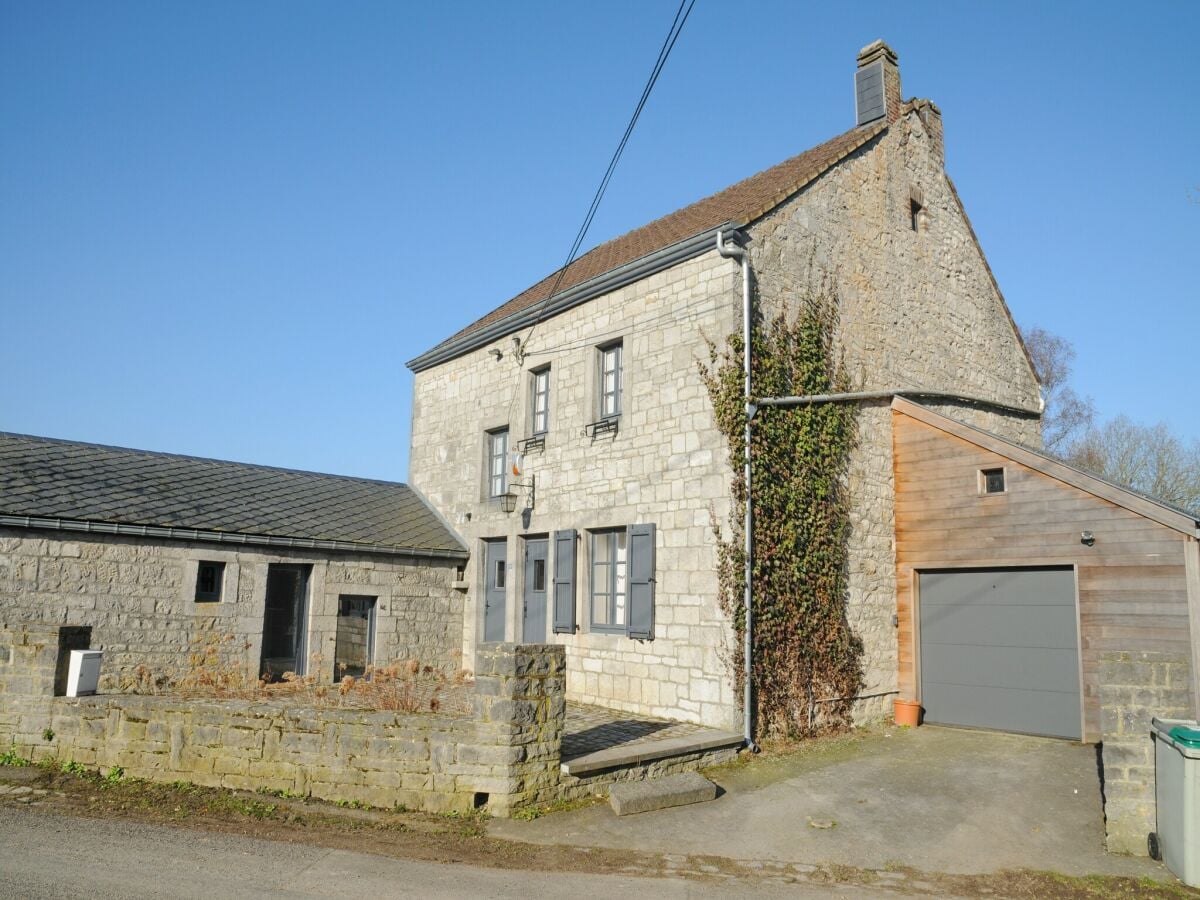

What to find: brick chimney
left=855, top=40, right=901, bottom=126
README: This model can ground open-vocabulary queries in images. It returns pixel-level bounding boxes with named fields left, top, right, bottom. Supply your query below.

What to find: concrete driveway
left=492, top=725, right=1171, bottom=879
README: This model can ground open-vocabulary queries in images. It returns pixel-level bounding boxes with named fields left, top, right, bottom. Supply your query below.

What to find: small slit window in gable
left=909, top=186, right=925, bottom=233
left=981, top=467, right=1006, bottom=495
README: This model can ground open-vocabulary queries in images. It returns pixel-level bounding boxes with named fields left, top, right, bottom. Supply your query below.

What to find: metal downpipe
left=717, top=229, right=757, bottom=752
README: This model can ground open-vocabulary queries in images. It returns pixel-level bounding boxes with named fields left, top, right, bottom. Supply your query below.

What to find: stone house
left=0, top=431, right=468, bottom=689
left=406, top=38, right=1200, bottom=757
left=2, top=38, right=1196, bottom=851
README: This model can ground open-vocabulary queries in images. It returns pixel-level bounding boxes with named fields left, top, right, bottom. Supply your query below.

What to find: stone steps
left=560, top=728, right=742, bottom=777
left=608, top=772, right=718, bottom=816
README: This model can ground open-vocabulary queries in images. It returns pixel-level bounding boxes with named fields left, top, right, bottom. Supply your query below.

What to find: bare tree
left=1020, top=325, right=1095, bottom=452
left=1067, top=416, right=1200, bottom=513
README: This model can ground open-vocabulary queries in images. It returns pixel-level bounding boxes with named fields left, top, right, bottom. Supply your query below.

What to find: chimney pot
left=857, top=39, right=898, bottom=68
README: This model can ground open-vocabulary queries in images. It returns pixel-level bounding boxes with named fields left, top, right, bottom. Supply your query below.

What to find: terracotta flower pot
left=894, top=698, right=922, bottom=727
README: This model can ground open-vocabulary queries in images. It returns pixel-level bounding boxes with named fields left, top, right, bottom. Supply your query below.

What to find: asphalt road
left=0, top=805, right=888, bottom=899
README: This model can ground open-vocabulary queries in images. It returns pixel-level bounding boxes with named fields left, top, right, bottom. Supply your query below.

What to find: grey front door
left=918, top=567, right=1081, bottom=740
left=483, top=539, right=507, bottom=642
left=522, top=538, right=548, bottom=643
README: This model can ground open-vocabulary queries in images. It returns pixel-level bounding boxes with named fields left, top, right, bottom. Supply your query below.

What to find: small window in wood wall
left=980, top=467, right=1006, bottom=495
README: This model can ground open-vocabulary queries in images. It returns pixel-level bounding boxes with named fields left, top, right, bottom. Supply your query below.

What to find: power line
left=504, top=0, right=699, bottom=424
left=522, top=296, right=730, bottom=358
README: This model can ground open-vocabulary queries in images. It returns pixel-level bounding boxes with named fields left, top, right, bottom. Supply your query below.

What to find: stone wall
left=0, top=622, right=92, bottom=699
left=0, top=626, right=565, bottom=817
left=471, top=643, right=567, bottom=811
left=1099, top=650, right=1193, bottom=855
left=0, top=528, right=465, bottom=689
left=750, top=104, right=1042, bottom=722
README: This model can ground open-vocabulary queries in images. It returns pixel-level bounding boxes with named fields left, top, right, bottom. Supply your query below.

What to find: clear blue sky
left=2, top=1, right=1197, bottom=482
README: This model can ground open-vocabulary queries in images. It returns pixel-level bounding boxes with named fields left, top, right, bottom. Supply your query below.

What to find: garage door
left=918, top=568, right=1081, bottom=740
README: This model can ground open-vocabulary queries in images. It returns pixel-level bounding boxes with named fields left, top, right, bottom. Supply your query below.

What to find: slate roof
left=413, top=120, right=888, bottom=368
left=0, top=432, right=467, bottom=559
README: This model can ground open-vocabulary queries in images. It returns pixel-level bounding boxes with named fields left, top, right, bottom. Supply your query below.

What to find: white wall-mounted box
left=66, top=649, right=103, bottom=697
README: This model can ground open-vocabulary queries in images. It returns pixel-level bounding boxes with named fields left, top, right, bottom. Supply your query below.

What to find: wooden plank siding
left=892, top=408, right=1194, bottom=742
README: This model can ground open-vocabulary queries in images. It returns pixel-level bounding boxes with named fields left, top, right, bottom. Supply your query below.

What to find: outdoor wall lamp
left=501, top=474, right=536, bottom=514
left=488, top=348, right=503, bottom=361
left=1081, top=530, right=1096, bottom=547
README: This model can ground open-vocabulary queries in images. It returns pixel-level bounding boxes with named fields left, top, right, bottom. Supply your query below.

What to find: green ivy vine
left=701, top=292, right=863, bottom=738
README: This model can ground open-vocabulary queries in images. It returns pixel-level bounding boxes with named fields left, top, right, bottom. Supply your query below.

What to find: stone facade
left=410, top=253, right=743, bottom=728
left=1, top=625, right=565, bottom=817
left=0, top=528, right=465, bottom=688
left=409, top=99, right=1040, bottom=729
left=1099, top=650, right=1193, bottom=855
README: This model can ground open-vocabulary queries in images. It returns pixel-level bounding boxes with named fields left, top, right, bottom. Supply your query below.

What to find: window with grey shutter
left=552, top=529, right=577, bottom=634
left=626, top=523, right=656, bottom=641
left=589, top=529, right=628, bottom=633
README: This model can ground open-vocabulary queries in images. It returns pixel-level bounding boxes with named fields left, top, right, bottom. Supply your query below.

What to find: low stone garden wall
left=0, top=624, right=564, bottom=816
left=1099, top=650, right=1193, bottom=855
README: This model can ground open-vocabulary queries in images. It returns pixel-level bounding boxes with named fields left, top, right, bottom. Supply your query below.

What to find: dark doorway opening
left=260, top=564, right=311, bottom=681
left=335, top=594, right=377, bottom=680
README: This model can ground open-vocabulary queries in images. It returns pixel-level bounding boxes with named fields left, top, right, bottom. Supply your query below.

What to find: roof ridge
left=0, top=430, right=410, bottom=490
left=542, top=121, right=885, bottom=267
left=412, top=120, right=890, bottom=370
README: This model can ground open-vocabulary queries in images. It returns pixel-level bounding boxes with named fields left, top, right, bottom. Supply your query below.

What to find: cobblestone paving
left=562, top=703, right=714, bottom=760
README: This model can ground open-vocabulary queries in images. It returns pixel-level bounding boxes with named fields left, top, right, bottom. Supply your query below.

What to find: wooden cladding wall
left=892, top=410, right=1194, bottom=742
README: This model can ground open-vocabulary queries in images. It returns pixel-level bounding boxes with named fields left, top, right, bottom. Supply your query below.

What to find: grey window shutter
left=552, top=529, right=577, bottom=634
left=626, top=523, right=656, bottom=641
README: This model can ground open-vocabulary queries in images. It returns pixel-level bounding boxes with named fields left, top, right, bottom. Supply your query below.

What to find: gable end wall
left=748, top=109, right=1042, bottom=722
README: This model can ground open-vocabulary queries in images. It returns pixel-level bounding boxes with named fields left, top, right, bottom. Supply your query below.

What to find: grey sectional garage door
left=918, top=568, right=1081, bottom=740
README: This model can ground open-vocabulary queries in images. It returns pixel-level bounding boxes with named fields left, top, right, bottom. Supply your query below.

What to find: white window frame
left=599, top=342, right=622, bottom=420
left=488, top=428, right=509, bottom=498
left=531, top=367, right=550, bottom=436
left=589, top=528, right=628, bottom=633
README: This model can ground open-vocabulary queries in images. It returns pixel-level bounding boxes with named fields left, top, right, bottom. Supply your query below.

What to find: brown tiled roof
left=425, top=121, right=888, bottom=356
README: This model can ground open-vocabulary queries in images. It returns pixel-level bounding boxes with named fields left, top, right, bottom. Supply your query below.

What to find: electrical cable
left=502, top=0, right=698, bottom=425
left=521, top=297, right=729, bottom=358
